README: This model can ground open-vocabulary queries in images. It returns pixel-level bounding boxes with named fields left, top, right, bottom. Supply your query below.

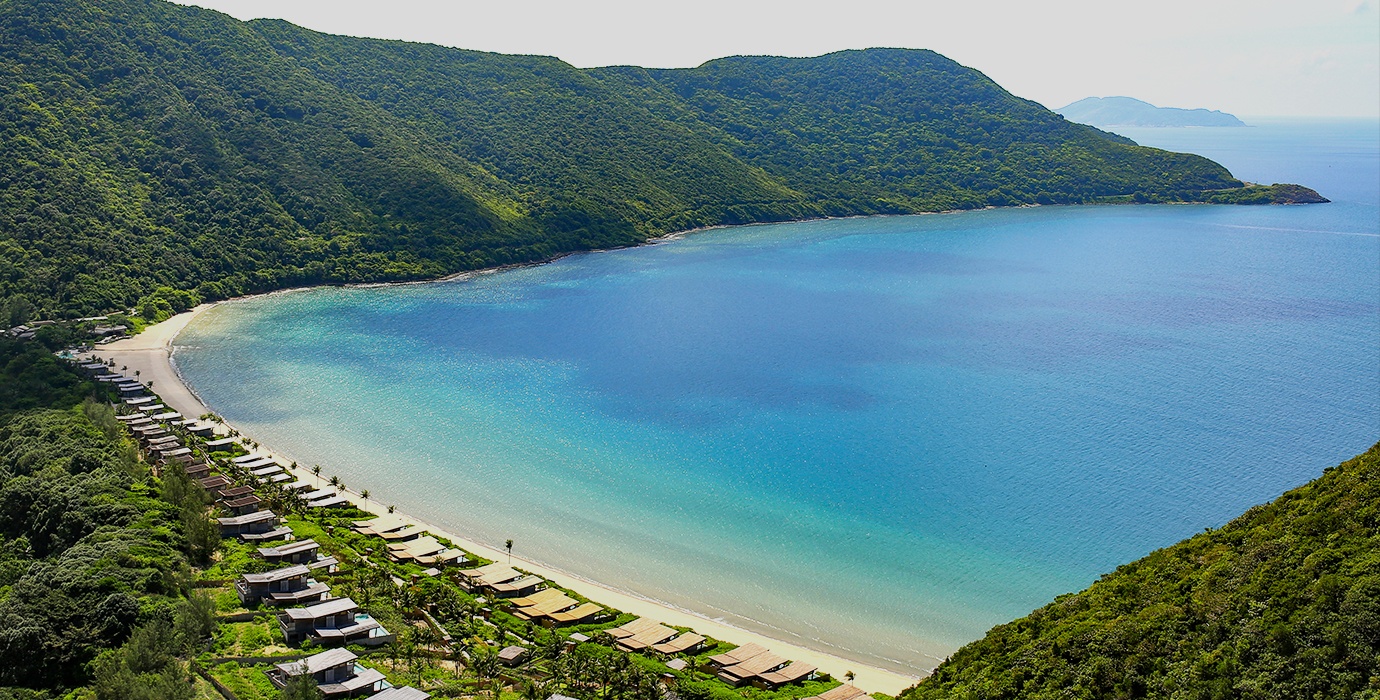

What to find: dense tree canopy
left=0, top=0, right=1315, bottom=320
left=0, top=342, right=198, bottom=692
left=901, top=444, right=1380, bottom=700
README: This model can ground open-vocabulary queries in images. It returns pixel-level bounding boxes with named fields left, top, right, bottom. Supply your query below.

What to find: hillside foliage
left=0, top=341, right=214, bottom=694
left=901, top=444, right=1380, bottom=700
left=0, top=0, right=1296, bottom=319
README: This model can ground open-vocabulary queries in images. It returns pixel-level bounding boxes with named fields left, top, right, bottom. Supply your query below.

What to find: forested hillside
left=0, top=0, right=1317, bottom=320
left=901, top=444, right=1380, bottom=699
left=0, top=340, right=218, bottom=696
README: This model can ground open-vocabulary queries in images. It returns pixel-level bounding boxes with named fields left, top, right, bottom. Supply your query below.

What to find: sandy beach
left=93, top=307, right=922, bottom=695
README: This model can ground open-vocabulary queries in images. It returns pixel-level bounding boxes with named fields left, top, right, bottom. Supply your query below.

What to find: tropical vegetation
left=0, top=0, right=1321, bottom=321
left=901, top=444, right=1380, bottom=699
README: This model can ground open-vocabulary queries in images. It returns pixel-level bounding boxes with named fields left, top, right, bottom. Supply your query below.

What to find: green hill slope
left=901, top=444, right=1380, bottom=699
left=591, top=50, right=1241, bottom=212
left=0, top=0, right=1316, bottom=320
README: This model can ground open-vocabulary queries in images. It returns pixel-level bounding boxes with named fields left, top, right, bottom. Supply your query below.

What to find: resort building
left=705, top=642, right=816, bottom=688
left=652, top=631, right=706, bottom=656
left=258, top=538, right=323, bottom=565
left=204, top=437, right=238, bottom=450
left=507, top=588, right=605, bottom=627
left=278, top=597, right=392, bottom=646
left=218, top=510, right=290, bottom=541
left=352, top=516, right=408, bottom=536
left=199, top=474, right=231, bottom=492
left=267, top=648, right=386, bottom=697
left=498, top=646, right=529, bottom=666
left=217, top=484, right=254, bottom=501
left=221, top=493, right=262, bottom=516
left=236, top=564, right=331, bottom=606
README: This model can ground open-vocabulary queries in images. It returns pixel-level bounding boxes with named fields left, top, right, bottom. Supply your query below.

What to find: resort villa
left=268, top=648, right=387, bottom=697
left=236, top=564, right=331, bottom=606
left=278, top=597, right=393, bottom=646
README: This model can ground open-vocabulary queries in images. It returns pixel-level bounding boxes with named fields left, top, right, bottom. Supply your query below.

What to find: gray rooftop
left=274, top=647, right=356, bottom=676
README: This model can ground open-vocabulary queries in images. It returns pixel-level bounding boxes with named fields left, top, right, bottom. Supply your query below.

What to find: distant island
left=1058, top=96, right=1247, bottom=128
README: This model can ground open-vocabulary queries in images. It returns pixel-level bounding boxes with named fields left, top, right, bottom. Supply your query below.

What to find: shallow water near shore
left=175, top=119, right=1379, bottom=674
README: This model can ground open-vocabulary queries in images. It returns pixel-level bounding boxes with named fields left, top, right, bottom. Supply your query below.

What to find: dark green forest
left=0, top=340, right=216, bottom=697
left=901, top=444, right=1380, bottom=700
left=0, top=0, right=1319, bottom=320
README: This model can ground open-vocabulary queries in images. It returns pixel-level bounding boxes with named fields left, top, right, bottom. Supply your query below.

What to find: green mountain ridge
left=901, top=443, right=1380, bottom=699
left=0, top=0, right=1321, bottom=321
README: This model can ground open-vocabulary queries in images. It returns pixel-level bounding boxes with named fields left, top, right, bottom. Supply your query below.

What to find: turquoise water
left=175, top=120, right=1379, bottom=674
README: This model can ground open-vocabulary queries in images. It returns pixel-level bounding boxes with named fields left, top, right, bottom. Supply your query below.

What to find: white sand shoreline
left=93, top=307, right=923, bottom=695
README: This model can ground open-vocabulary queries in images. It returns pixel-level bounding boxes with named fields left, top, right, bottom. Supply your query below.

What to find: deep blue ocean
left=175, top=119, right=1379, bottom=674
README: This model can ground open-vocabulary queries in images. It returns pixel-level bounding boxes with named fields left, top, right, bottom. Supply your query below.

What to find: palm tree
left=388, top=504, right=396, bottom=514
left=521, top=679, right=548, bottom=700
left=360, top=489, right=370, bottom=506
left=505, top=538, right=514, bottom=563
left=845, top=670, right=856, bottom=684
left=312, top=464, right=322, bottom=483
left=329, top=475, right=340, bottom=489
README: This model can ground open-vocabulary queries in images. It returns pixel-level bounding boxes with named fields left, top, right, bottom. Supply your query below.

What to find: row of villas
left=82, top=355, right=858, bottom=699
left=81, top=357, right=431, bottom=700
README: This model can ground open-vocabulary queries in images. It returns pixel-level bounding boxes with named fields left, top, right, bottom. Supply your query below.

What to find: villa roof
left=241, top=526, right=294, bottom=541
left=652, top=632, right=706, bottom=655
left=259, top=539, right=318, bottom=557
left=222, top=494, right=262, bottom=509
left=217, top=510, right=277, bottom=526
left=370, top=687, right=431, bottom=700
left=378, top=525, right=428, bottom=540
left=284, top=596, right=357, bottom=620
left=218, top=485, right=254, bottom=499
left=274, top=647, right=356, bottom=676
left=617, top=623, right=677, bottom=650
left=721, top=650, right=788, bottom=678
left=205, top=437, right=238, bottom=448
left=758, top=661, right=818, bottom=686
left=521, top=593, right=578, bottom=616
left=489, top=574, right=543, bottom=593
left=460, top=563, right=521, bottom=585
left=807, top=685, right=872, bottom=700
left=510, top=588, right=566, bottom=608
left=319, top=667, right=386, bottom=695
left=709, top=643, right=768, bottom=667
left=548, top=602, right=603, bottom=624
left=232, top=454, right=265, bottom=464
left=242, top=564, right=311, bottom=585
left=199, top=475, right=231, bottom=490
left=353, top=515, right=407, bottom=535
left=609, top=617, right=662, bottom=639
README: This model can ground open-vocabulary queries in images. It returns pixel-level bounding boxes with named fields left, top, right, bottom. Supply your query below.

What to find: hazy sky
left=180, top=0, right=1379, bottom=117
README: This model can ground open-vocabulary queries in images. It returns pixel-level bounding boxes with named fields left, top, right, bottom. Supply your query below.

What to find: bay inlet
left=172, top=120, right=1380, bottom=675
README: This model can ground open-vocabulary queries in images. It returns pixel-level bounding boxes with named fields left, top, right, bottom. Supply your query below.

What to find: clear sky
left=179, top=0, right=1379, bottom=117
